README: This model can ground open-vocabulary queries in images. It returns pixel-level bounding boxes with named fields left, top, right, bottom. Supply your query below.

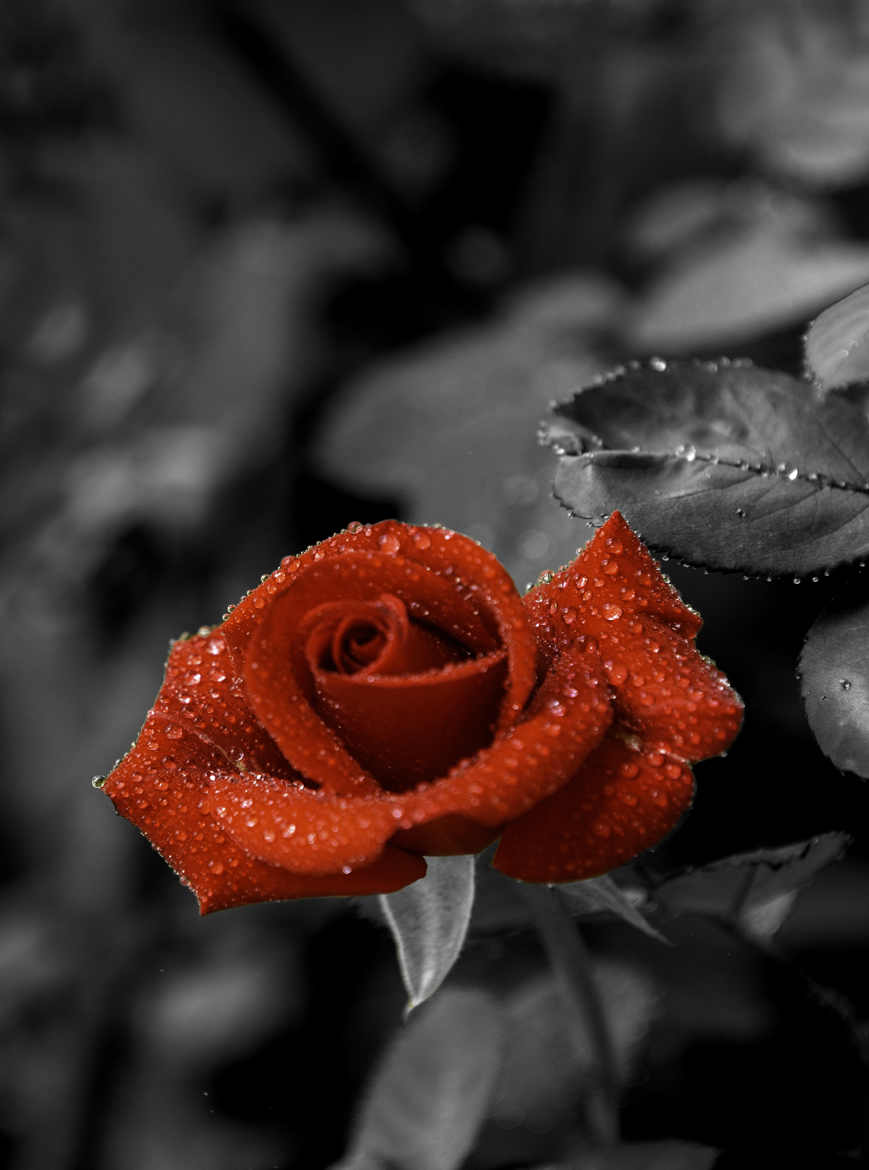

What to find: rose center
left=302, top=593, right=507, bottom=791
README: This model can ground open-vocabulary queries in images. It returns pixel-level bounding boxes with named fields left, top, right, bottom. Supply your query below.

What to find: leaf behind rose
left=652, top=833, right=849, bottom=939
left=557, top=875, right=667, bottom=943
left=379, top=854, right=476, bottom=1011
left=801, top=587, right=869, bottom=777
left=334, top=988, right=503, bottom=1170
left=544, top=359, right=869, bottom=576
left=805, top=281, right=869, bottom=392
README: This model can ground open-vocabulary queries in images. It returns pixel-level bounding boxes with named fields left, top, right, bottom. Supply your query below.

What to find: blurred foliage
left=3, top=0, right=869, bottom=1167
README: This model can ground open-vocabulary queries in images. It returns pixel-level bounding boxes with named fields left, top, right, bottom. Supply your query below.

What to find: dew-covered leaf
left=545, top=359, right=869, bottom=575
left=801, top=589, right=869, bottom=777
left=805, top=281, right=869, bottom=392
left=338, top=988, right=503, bottom=1170
left=653, top=833, right=849, bottom=938
left=380, top=855, right=475, bottom=1010
left=557, top=875, right=666, bottom=943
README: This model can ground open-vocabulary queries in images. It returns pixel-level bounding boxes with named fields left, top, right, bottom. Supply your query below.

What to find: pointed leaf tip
left=380, top=854, right=475, bottom=1010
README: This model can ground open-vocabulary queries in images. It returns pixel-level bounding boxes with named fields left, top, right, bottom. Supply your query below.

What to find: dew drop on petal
left=379, top=533, right=401, bottom=554
left=602, top=602, right=622, bottom=621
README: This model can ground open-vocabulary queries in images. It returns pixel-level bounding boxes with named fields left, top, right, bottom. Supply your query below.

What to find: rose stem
left=518, top=881, right=620, bottom=1148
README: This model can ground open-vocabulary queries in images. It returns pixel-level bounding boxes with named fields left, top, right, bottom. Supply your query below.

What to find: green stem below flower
left=518, top=881, right=620, bottom=1149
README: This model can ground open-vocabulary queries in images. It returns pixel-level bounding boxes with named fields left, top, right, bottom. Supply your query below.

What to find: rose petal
left=153, top=631, right=295, bottom=778
left=103, top=714, right=425, bottom=912
left=208, top=772, right=407, bottom=874
left=223, top=521, right=538, bottom=726
left=493, top=732, right=695, bottom=882
left=524, top=511, right=701, bottom=669
left=245, top=551, right=522, bottom=795
left=595, top=615, right=743, bottom=761
left=390, top=640, right=613, bottom=841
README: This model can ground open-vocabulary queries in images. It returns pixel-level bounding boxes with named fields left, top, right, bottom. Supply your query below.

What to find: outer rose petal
left=222, top=520, right=538, bottom=725
left=207, top=773, right=408, bottom=874
left=103, top=714, right=425, bottom=912
left=596, top=615, right=743, bottom=761
left=525, top=511, right=701, bottom=669
left=153, top=631, right=295, bottom=778
left=493, top=732, right=695, bottom=882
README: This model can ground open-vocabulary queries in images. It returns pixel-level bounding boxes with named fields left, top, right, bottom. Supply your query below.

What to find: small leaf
left=380, top=855, right=475, bottom=1010
left=558, top=875, right=667, bottom=943
left=653, top=834, right=849, bottom=938
left=806, top=281, right=869, bottom=392
left=801, top=590, right=869, bottom=776
left=339, top=988, right=503, bottom=1170
left=545, top=359, right=869, bottom=575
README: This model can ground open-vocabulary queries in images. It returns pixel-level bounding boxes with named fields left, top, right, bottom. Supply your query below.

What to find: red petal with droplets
left=244, top=550, right=527, bottom=795
left=103, top=714, right=425, bottom=912
left=492, top=731, right=695, bottom=882
left=525, top=512, right=701, bottom=669
left=595, top=615, right=743, bottom=761
left=208, top=773, right=413, bottom=874
left=223, top=521, right=538, bottom=725
left=153, top=631, right=296, bottom=779
left=388, top=641, right=613, bottom=845
left=312, top=650, right=508, bottom=791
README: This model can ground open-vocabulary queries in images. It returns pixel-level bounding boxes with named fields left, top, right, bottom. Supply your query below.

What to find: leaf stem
left=518, top=882, right=620, bottom=1148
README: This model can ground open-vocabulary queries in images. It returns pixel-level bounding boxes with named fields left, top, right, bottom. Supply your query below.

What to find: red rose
left=101, top=513, right=742, bottom=913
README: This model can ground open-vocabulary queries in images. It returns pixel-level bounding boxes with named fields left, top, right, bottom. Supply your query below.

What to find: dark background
left=3, top=1, right=869, bottom=1166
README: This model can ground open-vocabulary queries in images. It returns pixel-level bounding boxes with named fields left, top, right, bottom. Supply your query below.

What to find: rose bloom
left=100, top=513, right=742, bottom=912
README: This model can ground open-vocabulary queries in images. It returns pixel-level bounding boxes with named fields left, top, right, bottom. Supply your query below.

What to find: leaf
left=801, top=590, right=869, bottom=776
left=379, top=855, right=475, bottom=1010
left=720, top=10, right=869, bottom=190
left=652, top=833, right=849, bottom=939
left=314, top=276, right=619, bottom=588
left=630, top=228, right=869, bottom=351
left=338, top=988, right=503, bottom=1170
left=558, top=875, right=667, bottom=943
left=805, top=281, right=869, bottom=392
left=490, top=964, right=656, bottom=1131
left=545, top=359, right=869, bottom=576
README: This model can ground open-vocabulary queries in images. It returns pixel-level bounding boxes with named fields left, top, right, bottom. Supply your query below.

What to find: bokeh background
left=4, top=1, right=869, bottom=1166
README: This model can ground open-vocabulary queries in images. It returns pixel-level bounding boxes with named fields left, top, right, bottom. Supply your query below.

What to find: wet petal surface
left=493, top=730, right=695, bottom=882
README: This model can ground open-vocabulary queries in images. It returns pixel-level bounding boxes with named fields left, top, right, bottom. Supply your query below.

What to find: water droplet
left=562, top=608, right=577, bottom=624
left=602, top=602, right=622, bottom=621
left=346, top=520, right=364, bottom=532
left=786, top=467, right=799, bottom=481
left=413, top=531, right=431, bottom=550
left=208, top=860, right=224, bottom=875
left=735, top=507, right=746, bottom=518
left=621, top=761, right=639, bottom=779
left=604, top=660, right=628, bottom=685
left=379, top=533, right=401, bottom=554
left=841, top=679, right=853, bottom=691
left=207, top=637, right=225, bottom=656
left=602, top=560, right=619, bottom=576
left=91, top=774, right=106, bottom=789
